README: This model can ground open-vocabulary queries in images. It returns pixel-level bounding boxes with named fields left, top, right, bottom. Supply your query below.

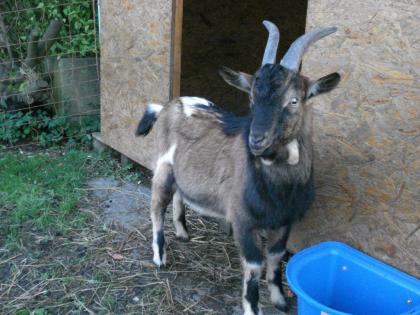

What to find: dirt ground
left=1, top=173, right=296, bottom=314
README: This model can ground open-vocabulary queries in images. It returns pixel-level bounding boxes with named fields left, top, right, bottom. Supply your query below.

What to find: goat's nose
left=249, top=134, right=265, bottom=146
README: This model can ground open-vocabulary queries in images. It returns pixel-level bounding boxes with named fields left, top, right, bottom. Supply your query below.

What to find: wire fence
left=0, top=0, right=100, bottom=151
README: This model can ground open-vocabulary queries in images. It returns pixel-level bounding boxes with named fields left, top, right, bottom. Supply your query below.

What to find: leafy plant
left=2, top=0, right=97, bottom=58
left=0, top=1, right=99, bottom=147
left=0, top=109, right=99, bottom=147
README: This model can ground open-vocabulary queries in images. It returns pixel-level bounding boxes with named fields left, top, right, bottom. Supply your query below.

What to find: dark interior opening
left=181, top=0, right=308, bottom=116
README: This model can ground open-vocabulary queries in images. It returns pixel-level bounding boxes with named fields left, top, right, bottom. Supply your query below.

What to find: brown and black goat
left=136, top=21, right=341, bottom=315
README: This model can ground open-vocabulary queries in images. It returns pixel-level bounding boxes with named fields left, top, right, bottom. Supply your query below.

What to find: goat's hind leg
left=151, top=163, right=175, bottom=267
left=172, top=190, right=189, bottom=241
left=265, top=225, right=291, bottom=312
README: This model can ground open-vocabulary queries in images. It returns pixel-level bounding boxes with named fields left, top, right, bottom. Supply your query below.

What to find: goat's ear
left=219, top=66, right=253, bottom=93
left=307, top=72, right=341, bottom=99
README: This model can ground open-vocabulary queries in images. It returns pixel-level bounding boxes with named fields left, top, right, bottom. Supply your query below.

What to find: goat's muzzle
left=249, top=134, right=271, bottom=156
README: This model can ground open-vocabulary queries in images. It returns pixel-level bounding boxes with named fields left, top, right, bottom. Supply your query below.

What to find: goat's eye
left=290, top=97, right=299, bottom=105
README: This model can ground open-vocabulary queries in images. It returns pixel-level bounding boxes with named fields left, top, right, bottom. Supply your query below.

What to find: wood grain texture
left=171, top=0, right=183, bottom=98
left=100, top=0, right=174, bottom=169
left=288, top=0, right=420, bottom=277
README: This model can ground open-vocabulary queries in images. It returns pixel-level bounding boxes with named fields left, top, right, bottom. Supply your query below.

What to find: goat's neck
left=257, top=135, right=312, bottom=186
left=259, top=138, right=299, bottom=167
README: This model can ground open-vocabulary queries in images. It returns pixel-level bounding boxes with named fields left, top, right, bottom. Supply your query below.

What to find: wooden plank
left=92, top=132, right=107, bottom=153
left=99, top=0, right=174, bottom=169
left=171, top=0, right=183, bottom=98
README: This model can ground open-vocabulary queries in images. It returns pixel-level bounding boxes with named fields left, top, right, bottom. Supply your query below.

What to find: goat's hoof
left=274, top=302, right=289, bottom=313
left=176, top=234, right=190, bottom=242
left=153, top=261, right=166, bottom=270
left=152, top=253, right=167, bottom=268
left=153, top=261, right=165, bottom=268
left=243, top=304, right=264, bottom=315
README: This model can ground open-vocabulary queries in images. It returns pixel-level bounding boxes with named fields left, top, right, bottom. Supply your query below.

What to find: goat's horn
left=261, top=20, right=280, bottom=65
left=280, top=26, right=337, bottom=71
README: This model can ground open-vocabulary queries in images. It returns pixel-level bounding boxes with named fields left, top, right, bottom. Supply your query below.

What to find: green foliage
left=2, top=0, right=97, bottom=58
left=0, top=109, right=99, bottom=147
left=0, top=1, right=99, bottom=146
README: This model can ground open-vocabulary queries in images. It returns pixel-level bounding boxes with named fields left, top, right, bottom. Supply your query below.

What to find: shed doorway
left=180, top=0, right=308, bottom=115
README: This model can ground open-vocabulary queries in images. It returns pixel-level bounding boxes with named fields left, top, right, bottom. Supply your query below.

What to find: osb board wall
left=181, top=0, right=307, bottom=116
left=100, top=0, right=176, bottom=169
left=100, top=0, right=418, bottom=275
left=288, top=0, right=419, bottom=276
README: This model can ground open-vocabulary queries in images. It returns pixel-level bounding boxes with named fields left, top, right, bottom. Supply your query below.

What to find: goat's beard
left=257, top=138, right=290, bottom=163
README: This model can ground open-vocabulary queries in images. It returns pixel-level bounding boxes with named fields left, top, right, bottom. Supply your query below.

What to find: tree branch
left=24, top=28, right=41, bottom=69
left=24, top=19, right=62, bottom=69
left=0, top=13, right=14, bottom=69
left=2, top=19, right=62, bottom=110
left=38, top=19, right=62, bottom=55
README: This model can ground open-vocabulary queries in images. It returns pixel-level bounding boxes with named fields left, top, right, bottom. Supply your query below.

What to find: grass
left=0, top=149, right=138, bottom=249
left=0, top=150, right=89, bottom=247
left=0, top=148, right=161, bottom=315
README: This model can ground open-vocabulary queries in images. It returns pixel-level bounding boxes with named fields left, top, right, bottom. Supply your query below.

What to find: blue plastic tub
left=286, top=241, right=420, bottom=315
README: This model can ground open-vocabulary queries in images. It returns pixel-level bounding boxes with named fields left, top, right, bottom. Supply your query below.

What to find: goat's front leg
left=265, top=225, right=291, bottom=312
left=233, top=223, right=264, bottom=315
left=150, top=164, right=174, bottom=267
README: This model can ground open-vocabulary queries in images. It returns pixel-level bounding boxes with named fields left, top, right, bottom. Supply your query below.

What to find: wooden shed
left=99, top=0, right=419, bottom=276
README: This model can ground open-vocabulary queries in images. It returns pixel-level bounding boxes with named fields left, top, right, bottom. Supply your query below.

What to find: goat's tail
left=135, top=103, right=164, bottom=136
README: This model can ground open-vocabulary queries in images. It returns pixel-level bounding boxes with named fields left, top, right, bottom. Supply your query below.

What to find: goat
left=136, top=21, right=341, bottom=315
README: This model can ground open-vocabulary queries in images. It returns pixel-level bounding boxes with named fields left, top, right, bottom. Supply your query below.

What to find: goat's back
left=152, top=98, right=247, bottom=219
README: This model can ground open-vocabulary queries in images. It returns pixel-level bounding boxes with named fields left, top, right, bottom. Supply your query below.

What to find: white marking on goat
left=151, top=222, right=166, bottom=266
left=268, top=283, right=287, bottom=308
left=243, top=301, right=264, bottom=315
left=286, top=139, right=299, bottom=165
left=261, top=158, right=273, bottom=166
left=180, top=97, right=211, bottom=117
left=183, top=105, right=196, bottom=117
left=243, top=302, right=253, bottom=315
left=155, top=144, right=176, bottom=172
left=265, top=250, right=287, bottom=307
left=181, top=97, right=210, bottom=107
left=147, top=103, right=163, bottom=114
left=152, top=238, right=166, bottom=266
left=243, top=261, right=263, bottom=275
